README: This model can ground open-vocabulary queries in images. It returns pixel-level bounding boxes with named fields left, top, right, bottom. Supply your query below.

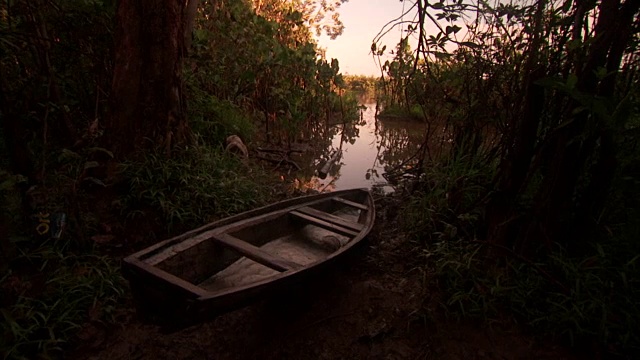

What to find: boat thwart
left=122, top=188, right=375, bottom=326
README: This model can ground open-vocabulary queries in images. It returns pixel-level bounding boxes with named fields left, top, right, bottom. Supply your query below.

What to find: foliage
left=386, top=2, right=640, bottom=355
left=0, top=143, right=126, bottom=360
left=376, top=104, right=423, bottom=121
left=0, top=3, right=350, bottom=356
left=0, top=0, right=114, bottom=159
left=375, top=37, right=419, bottom=112
left=121, top=146, right=271, bottom=232
left=254, top=0, right=348, bottom=39
left=376, top=0, right=640, bottom=253
left=342, top=75, right=379, bottom=102
left=186, top=84, right=256, bottom=145
left=423, top=238, right=640, bottom=356
left=403, top=132, right=640, bottom=355
left=190, top=0, right=348, bottom=145
left=1, top=238, right=126, bottom=360
left=403, top=152, right=493, bottom=243
left=1, top=0, right=354, bottom=358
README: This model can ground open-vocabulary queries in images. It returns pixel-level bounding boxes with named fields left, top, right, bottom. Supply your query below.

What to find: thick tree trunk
left=107, top=0, right=189, bottom=158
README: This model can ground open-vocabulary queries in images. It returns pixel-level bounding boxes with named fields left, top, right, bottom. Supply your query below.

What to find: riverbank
left=69, top=193, right=576, bottom=360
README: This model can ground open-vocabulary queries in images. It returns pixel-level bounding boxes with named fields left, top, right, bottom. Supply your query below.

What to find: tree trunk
left=487, top=0, right=640, bottom=254
left=0, top=59, right=35, bottom=181
left=486, top=0, right=547, bottom=251
left=107, top=0, right=189, bottom=158
left=532, top=0, right=640, bottom=251
left=183, top=0, right=200, bottom=51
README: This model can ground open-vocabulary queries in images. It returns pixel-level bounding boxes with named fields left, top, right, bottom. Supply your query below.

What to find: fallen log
left=257, top=154, right=301, bottom=171
left=256, top=147, right=304, bottom=154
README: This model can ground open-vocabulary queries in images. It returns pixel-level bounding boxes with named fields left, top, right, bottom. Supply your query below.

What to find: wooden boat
left=123, top=188, right=374, bottom=326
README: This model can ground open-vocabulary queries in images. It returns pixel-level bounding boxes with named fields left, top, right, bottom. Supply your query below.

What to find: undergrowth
left=187, top=84, right=255, bottom=146
left=1, top=238, right=126, bottom=360
left=377, top=104, right=423, bottom=121
left=403, top=147, right=640, bottom=357
left=424, top=240, right=640, bottom=357
left=402, top=152, right=493, bottom=243
left=121, top=145, right=272, bottom=232
left=1, top=145, right=128, bottom=360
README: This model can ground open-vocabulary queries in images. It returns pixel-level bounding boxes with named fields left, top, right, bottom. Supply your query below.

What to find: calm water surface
left=294, top=103, right=427, bottom=193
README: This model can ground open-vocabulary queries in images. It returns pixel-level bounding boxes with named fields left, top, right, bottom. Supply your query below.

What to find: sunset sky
left=315, top=0, right=417, bottom=76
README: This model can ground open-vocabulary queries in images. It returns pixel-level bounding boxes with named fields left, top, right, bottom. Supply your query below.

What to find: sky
left=315, top=0, right=418, bottom=77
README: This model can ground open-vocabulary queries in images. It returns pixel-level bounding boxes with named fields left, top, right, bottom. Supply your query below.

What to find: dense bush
left=0, top=1, right=354, bottom=358
left=384, top=0, right=640, bottom=355
left=121, top=145, right=271, bottom=232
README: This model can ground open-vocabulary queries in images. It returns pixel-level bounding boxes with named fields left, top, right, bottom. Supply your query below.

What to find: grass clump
left=403, top=149, right=640, bottom=357
left=402, top=153, right=493, bottom=243
left=187, top=83, right=255, bottom=146
left=377, top=104, right=424, bottom=121
left=121, top=145, right=271, bottom=232
left=425, top=240, right=640, bottom=357
left=1, top=238, right=126, bottom=360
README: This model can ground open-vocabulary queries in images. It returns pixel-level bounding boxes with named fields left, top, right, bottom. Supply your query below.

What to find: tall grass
left=187, top=85, right=255, bottom=146
left=402, top=152, right=494, bottom=243
left=1, top=238, right=126, bottom=360
left=402, top=144, right=640, bottom=357
left=121, top=145, right=272, bottom=232
left=425, top=239, right=640, bottom=356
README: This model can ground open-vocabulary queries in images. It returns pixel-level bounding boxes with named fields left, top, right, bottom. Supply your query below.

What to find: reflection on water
left=292, top=103, right=427, bottom=193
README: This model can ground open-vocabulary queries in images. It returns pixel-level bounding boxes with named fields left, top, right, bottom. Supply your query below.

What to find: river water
left=291, top=103, right=427, bottom=193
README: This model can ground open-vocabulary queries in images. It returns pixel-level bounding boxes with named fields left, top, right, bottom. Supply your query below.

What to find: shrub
left=1, top=238, right=126, bottom=360
left=121, top=145, right=271, bottom=232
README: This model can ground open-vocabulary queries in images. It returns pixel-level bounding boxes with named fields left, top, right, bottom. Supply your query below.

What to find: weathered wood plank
left=124, top=259, right=209, bottom=297
left=212, top=233, right=302, bottom=272
left=296, top=206, right=365, bottom=232
left=290, top=210, right=359, bottom=237
left=332, top=196, right=368, bottom=211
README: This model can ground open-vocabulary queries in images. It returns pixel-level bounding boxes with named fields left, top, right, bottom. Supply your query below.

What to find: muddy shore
left=69, top=195, right=576, bottom=360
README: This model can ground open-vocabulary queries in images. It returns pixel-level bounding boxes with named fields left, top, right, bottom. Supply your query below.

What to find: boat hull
left=122, top=188, right=375, bottom=327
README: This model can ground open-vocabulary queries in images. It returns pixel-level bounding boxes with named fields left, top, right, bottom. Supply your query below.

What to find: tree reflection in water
left=290, top=103, right=436, bottom=192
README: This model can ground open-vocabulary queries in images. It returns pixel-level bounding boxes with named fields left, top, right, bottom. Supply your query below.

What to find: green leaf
left=84, top=161, right=100, bottom=170
left=566, top=74, right=578, bottom=90
left=434, top=52, right=452, bottom=60
left=535, top=76, right=564, bottom=89
left=460, top=41, right=481, bottom=49
left=566, top=38, right=582, bottom=51
left=87, top=147, right=114, bottom=159
left=446, top=25, right=461, bottom=35
left=58, top=149, right=82, bottom=163
left=83, top=177, right=106, bottom=187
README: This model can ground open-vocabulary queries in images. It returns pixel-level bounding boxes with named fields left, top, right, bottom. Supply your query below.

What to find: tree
left=254, top=0, right=348, bottom=39
left=1, top=0, right=115, bottom=182
left=487, top=0, right=640, bottom=252
left=107, top=0, right=195, bottom=157
left=375, top=0, right=640, bottom=254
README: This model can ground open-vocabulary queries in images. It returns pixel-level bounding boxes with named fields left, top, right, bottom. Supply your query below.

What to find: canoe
left=122, top=188, right=375, bottom=326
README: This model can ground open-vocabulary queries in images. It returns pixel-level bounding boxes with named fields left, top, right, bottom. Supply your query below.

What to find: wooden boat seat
left=332, top=196, right=369, bottom=211
left=296, top=206, right=365, bottom=232
left=289, top=211, right=359, bottom=237
left=289, top=205, right=364, bottom=238
left=212, top=233, right=303, bottom=272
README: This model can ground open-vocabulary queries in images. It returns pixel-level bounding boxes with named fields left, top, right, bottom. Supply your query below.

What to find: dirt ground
left=69, top=198, right=579, bottom=360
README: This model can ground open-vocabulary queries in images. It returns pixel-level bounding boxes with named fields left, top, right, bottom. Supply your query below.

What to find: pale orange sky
left=315, top=0, right=418, bottom=76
